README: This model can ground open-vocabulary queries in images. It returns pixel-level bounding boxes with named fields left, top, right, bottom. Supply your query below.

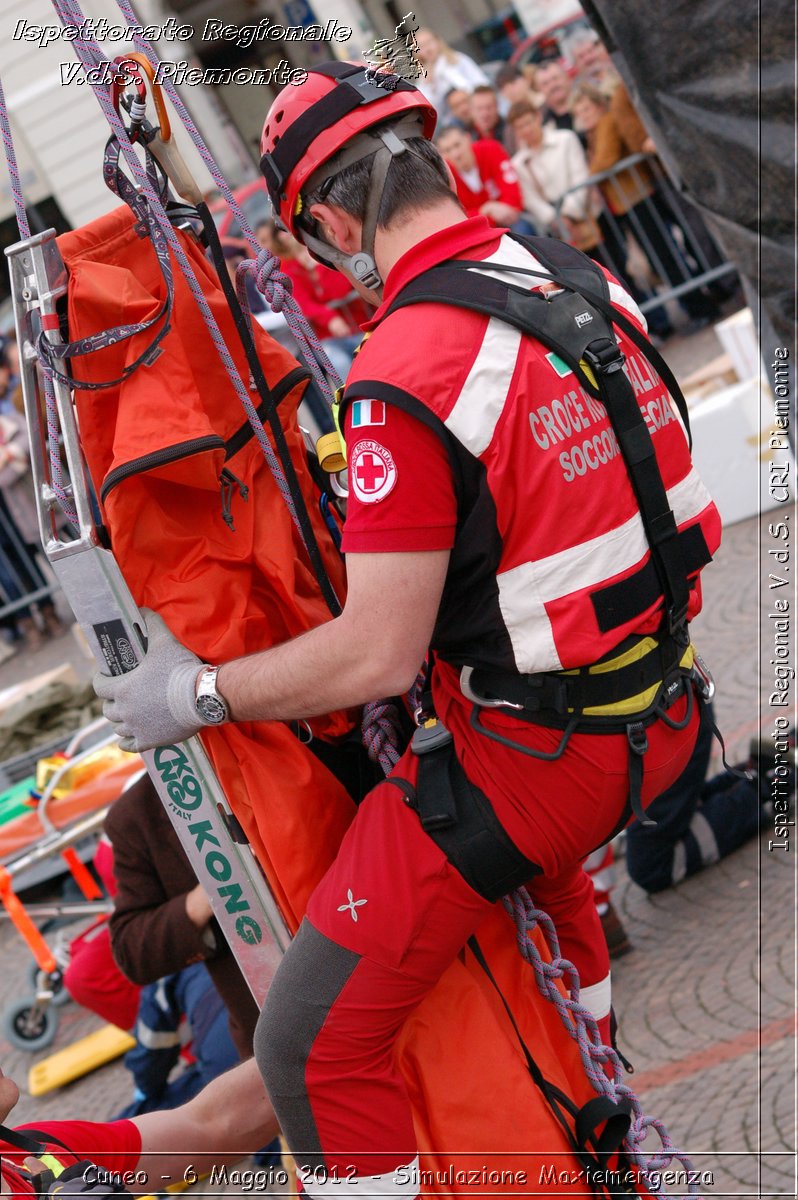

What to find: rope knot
left=250, top=249, right=294, bottom=312
left=361, top=700, right=403, bottom=774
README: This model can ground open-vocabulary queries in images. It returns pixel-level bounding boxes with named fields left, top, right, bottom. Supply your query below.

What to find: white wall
left=0, top=0, right=251, bottom=230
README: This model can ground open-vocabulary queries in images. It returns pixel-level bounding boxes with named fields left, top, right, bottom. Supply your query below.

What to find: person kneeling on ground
left=0, top=1059, right=276, bottom=1198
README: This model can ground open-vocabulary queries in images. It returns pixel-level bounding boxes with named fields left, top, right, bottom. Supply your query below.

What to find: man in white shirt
left=509, top=97, right=600, bottom=253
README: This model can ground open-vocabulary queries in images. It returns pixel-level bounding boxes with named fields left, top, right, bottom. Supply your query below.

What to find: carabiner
left=110, top=57, right=148, bottom=142
left=112, top=52, right=172, bottom=142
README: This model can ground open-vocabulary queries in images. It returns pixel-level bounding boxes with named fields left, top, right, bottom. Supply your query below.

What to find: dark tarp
left=582, top=0, right=796, bottom=398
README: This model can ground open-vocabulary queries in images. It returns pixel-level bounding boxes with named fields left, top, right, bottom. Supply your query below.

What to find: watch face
left=196, top=694, right=227, bottom=725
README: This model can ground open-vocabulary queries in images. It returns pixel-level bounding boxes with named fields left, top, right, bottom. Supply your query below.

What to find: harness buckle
left=667, top=600, right=690, bottom=637
left=626, top=721, right=648, bottom=757
left=584, top=337, right=625, bottom=375
left=348, top=252, right=381, bottom=291
left=411, top=718, right=454, bottom=756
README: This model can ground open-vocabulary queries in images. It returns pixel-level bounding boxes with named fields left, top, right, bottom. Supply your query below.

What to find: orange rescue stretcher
left=0, top=719, right=139, bottom=1049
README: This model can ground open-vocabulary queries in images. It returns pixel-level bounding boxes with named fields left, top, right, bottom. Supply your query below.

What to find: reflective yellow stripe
left=39, top=1154, right=66, bottom=1178
left=558, top=638, right=695, bottom=717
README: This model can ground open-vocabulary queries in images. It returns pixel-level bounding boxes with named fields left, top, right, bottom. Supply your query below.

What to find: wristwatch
left=195, top=666, right=229, bottom=726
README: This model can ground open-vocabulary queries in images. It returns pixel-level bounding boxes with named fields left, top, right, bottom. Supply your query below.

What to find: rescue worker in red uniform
left=0, top=1059, right=275, bottom=1197
left=96, top=63, right=721, bottom=1200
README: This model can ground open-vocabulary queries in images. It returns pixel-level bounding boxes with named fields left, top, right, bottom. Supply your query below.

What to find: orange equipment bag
left=57, top=206, right=653, bottom=1197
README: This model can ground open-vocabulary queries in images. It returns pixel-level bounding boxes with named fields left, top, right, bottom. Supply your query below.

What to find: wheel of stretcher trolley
left=27, top=962, right=71, bottom=1006
left=2, top=995, right=58, bottom=1051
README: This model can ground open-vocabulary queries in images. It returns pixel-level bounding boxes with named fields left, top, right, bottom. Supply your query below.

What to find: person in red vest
left=0, top=1059, right=276, bottom=1197
left=435, top=123, right=523, bottom=227
left=96, top=63, right=721, bottom=1200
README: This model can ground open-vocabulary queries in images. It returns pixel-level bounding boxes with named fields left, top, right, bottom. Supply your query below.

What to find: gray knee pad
left=254, top=918, right=360, bottom=1166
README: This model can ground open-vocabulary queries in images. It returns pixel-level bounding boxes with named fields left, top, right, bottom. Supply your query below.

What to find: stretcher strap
left=36, top=140, right=174, bottom=392
left=467, top=936, right=634, bottom=1198
left=200, top=203, right=342, bottom=616
left=60, top=847, right=103, bottom=901
left=0, top=868, right=58, bottom=974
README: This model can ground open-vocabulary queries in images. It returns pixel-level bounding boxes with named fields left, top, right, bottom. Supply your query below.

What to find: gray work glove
left=93, top=609, right=207, bottom=753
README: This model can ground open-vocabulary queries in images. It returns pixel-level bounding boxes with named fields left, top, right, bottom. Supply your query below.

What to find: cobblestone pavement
left=610, top=511, right=796, bottom=1199
left=0, top=324, right=794, bottom=1197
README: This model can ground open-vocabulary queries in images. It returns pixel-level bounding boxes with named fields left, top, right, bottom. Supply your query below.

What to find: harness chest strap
left=378, top=242, right=697, bottom=641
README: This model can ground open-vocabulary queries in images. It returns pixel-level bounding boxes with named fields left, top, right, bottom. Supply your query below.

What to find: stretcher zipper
left=99, top=435, right=225, bottom=503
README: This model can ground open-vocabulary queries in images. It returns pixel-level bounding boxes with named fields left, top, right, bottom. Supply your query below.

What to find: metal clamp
left=460, top=665, right=524, bottom=710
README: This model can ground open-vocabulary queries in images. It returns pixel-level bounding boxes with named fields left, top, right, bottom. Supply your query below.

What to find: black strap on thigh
left=385, top=720, right=540, bottom=902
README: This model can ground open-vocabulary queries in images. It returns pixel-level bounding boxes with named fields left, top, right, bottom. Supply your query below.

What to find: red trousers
left=254, top=694, right=700, bottom=1197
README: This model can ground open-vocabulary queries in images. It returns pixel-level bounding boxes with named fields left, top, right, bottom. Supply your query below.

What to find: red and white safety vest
left=343, top=231, right=721, bottom=675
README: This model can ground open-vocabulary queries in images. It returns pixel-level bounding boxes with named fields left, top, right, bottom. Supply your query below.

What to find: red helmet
left=260, top=62, right=437, bottom=235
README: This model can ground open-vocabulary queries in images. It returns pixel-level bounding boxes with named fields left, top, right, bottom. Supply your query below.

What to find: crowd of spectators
left=416, top=25, right=730, bottom=339
left=0, top=334, right=66, bottom=660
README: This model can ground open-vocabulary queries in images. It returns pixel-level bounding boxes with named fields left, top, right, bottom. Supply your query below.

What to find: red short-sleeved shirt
left=340, top=402, right=457, bottom=555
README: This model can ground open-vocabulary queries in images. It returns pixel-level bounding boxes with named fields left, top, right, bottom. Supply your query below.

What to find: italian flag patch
left=350, top=399, right=386, bottom=428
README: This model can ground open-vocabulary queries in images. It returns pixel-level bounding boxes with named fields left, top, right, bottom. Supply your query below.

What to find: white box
left=688, top=375, right=793, bottom=526
left=714, top=308, right=761, bottom=382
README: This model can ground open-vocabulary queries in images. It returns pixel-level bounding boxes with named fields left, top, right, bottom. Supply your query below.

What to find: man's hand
left=185, top=883, right=214, bottom=930
left=327, top=314, right=350, bottom=338
left=480, top=201, right=521, bottom=226
left=93, top=609, right=206, bottom=753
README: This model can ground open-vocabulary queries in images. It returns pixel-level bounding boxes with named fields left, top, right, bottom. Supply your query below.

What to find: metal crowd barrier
left=0, top=501, right=60, bottom=623
left=549, top=152, right=738, bottom=315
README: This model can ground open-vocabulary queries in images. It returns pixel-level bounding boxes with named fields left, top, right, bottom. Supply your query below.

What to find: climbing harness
left=368, top=233, right=717, bottom=827
left=386, top=702, right=540, bottom=904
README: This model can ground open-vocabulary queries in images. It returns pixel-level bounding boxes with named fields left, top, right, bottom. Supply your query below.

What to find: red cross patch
left=350, top=439, right=397, bottom=504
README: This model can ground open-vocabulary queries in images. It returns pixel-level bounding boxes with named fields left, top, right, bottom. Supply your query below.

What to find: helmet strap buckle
left=348, top=252, right=381, bottom=291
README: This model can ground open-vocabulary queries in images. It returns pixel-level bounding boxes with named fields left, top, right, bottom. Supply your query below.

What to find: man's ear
left=307, top=202, right=362, bottom=254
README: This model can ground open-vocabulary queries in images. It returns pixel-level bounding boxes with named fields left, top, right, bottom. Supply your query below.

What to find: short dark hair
left=304, top=121, right=453, bottom=230
left=471, top=84, right=497, bottom=98
left=495, top=63, right=523, bottom=90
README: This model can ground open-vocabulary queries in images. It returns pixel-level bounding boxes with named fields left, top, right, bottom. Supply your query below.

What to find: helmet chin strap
left=298, top=118, right=430, bottom=298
